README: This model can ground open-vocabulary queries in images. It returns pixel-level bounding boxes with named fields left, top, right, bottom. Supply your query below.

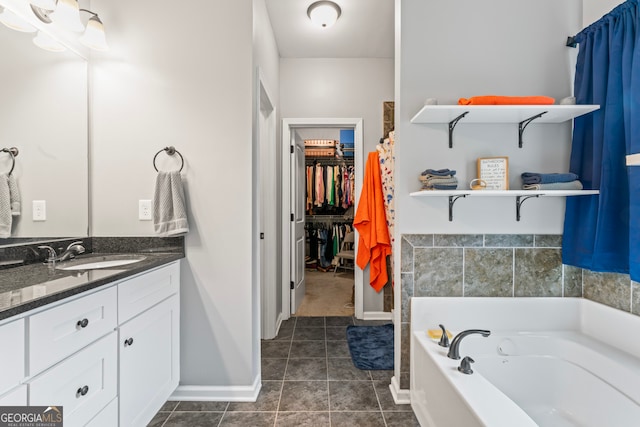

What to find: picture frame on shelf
left=477, top=156, right=509, bottom=190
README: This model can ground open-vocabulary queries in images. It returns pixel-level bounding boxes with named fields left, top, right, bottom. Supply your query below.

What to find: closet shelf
left=410, top=104, right=600, bottom=148
left=409, top=189, right=599, bottom=221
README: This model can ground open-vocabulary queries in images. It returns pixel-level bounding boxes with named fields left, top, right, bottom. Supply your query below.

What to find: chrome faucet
left=58, top=241, right=86, bottom=262
left=38, top=241, right=85, bottom=264
left=37, top=245, right=58, bottom=264
left=447, top=329, right=491, bottom=360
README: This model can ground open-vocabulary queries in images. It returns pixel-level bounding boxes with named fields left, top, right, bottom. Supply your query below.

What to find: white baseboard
left=363, top=311, right=393, bottom=321
left=389, top=375, right=410, bottom=404
left=170, top=376, right=261, bottom=402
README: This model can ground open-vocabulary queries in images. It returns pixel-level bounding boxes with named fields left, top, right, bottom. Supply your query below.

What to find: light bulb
left=79, top=15, right=108, bottom=51
left=50, top=0, right=84, bottom=32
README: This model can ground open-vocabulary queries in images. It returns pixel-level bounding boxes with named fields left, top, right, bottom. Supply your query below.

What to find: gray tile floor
left=149, top=316, right=419, bottom=427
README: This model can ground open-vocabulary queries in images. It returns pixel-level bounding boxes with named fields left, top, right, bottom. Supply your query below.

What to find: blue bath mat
left=346, top=323, right=394, bottom=370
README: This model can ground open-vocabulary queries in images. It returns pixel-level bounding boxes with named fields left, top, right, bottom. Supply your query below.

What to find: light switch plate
left=33, top=200, right=46, bottom=221
left=139, top=200, right=152, bottom=220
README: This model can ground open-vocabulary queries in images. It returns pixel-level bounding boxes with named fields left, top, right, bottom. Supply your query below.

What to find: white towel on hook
left=153, top=171, right=189, bottom=236
left=0, top=173, right=19, bottom=237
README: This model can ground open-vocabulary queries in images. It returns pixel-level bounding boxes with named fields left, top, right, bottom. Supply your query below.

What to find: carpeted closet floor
left=295, top=270, right=354, bottom=317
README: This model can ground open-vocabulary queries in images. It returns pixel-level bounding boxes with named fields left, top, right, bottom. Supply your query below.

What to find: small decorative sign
left=477, top=157, right=509, bottom=190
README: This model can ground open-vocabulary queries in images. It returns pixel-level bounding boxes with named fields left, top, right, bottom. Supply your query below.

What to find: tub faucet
left=438, top=324, right=449, bottom=348
left=447, top=329, right=491, bottom=360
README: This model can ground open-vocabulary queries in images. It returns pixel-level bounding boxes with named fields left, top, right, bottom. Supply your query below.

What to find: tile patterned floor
left=149, top=316, right=419, bottom=426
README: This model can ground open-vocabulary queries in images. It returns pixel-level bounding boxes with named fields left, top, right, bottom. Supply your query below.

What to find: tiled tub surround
left=0, top=236, right=184, bottom=320
left=397, top=234, right=640, bottom=390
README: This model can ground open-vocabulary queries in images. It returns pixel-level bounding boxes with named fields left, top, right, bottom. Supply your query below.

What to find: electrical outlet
left=139, top=200, right=152, bottom=220
left=33, top=200, right=46, bottom=221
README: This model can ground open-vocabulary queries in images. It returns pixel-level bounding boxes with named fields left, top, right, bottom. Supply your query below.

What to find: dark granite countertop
left=0, top=251, right=183, bottom=322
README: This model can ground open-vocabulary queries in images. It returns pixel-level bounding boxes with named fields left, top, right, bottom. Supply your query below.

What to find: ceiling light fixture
left=29, top=0, right=57, bottom=10
left=307, top=1, right=341, bottom=28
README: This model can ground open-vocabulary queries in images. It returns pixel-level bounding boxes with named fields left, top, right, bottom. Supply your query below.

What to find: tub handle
left=438, top=324, right=449, bottom=348
left=458, top=356, right=475, bottom=375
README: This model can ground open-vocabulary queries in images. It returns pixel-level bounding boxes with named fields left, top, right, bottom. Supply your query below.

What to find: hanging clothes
left=377, top=131, right=395, bottom=245
left=354, top=152, right=391, bottom=292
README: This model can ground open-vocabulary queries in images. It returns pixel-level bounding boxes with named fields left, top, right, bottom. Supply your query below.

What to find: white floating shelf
left=410, top=105, right=600, bottom=124
left=409, top=189, right=599, bottom=221
left=409, top=189, right=599, bottom=197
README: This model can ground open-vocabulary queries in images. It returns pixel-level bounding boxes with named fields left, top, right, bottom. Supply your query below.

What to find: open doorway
left=281, top=118, right=364, bottom=321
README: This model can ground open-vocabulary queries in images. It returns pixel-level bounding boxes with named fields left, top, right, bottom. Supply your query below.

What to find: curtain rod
left=566, top=36, right=577, bottom=48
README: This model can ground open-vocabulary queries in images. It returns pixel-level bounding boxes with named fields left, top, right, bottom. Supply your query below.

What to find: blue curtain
left=563, top=0, right=640, bottom=280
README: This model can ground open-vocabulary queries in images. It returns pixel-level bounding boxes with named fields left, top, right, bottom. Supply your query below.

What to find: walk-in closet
left=297, top=128, right=356, bottom=316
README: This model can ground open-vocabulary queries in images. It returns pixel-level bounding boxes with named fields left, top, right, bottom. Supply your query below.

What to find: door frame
left=256, top=68, right=279, bottom=340
left=281, top=118, right=364, bottom=320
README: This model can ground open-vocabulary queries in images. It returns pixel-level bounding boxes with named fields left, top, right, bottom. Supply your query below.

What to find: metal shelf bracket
left=515, top=194, right=542, bottom=221
left=518, top=112, right=547, bottom=148
left=448, top=195, right=467, bottom=221
left=448, top=112, right=469, bottom=148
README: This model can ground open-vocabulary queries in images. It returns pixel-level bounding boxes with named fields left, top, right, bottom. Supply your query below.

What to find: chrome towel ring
left=1, top=147, right=18, bottom=175
left=153, top=146, right=184, bottom=172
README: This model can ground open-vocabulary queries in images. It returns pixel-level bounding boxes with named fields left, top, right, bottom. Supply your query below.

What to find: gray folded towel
left=153, top=171, right=189, bottom=236
left=0, top=173, right=19, bottom=238
left=522, top=181, right=584, bottom=191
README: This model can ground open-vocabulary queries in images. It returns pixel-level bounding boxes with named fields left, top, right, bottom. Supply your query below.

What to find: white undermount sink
left=55, top=255, right=147, bottom=271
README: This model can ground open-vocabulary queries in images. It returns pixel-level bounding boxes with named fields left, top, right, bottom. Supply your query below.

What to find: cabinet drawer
left=29, top=287, right=117, bottom=375
left=118, top=262, right=179, bottom=324
left=0, top=319, right=25, bottom=395
left=29, top=332, right=117, bottom=427
left=86, top=397, right=118, bottom=427
left=0, top=385, right=27, bottom=406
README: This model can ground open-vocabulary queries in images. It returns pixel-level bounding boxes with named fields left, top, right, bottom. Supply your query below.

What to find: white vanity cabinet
left=0, top=260, right=180, bottom=427
left=117, top=262, right=180, bottom=427
left=0, top=318, right=25, bottom=397
left=0, top=385, right=27, bottom=405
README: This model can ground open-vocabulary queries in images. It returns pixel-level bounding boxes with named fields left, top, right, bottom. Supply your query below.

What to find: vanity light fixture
left=33, top=29, right=65, bottom=51
left=78, top=12, right=107, bottom=51
left=48, top=0, right=83, bottom=32
left=307, top=1, right=341, bottom=28
left=29, top=0, right=57, bottom=10
left=0, top=6, right=37, bottom=32
left=29, top=1, right=109, bottom=51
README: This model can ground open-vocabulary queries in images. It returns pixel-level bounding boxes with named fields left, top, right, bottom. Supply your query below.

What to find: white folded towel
left=153, top=171, right=189, bottom=236
left=0, top=173, right=19, bottom=238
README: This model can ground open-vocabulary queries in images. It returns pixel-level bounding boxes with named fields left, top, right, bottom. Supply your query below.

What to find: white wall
left=91, top=0, right=257, bottom=394
left=583, top=0, right=623, bottom=27
left=280, top=58, right=394, bottom=312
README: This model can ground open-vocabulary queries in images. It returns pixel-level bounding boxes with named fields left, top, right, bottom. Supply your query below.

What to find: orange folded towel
left=458, top=95, right=555, bottom=105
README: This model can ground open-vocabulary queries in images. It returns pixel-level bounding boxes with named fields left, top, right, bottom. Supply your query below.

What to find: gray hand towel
left=9, top=173, right=20, bottom=216
left=153, top=171, right=189, bottom=236
left=0, top=173, right=16, bottom=238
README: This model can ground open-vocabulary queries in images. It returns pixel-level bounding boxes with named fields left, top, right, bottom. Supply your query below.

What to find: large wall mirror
left=0, top=1, right=88, bottom=246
